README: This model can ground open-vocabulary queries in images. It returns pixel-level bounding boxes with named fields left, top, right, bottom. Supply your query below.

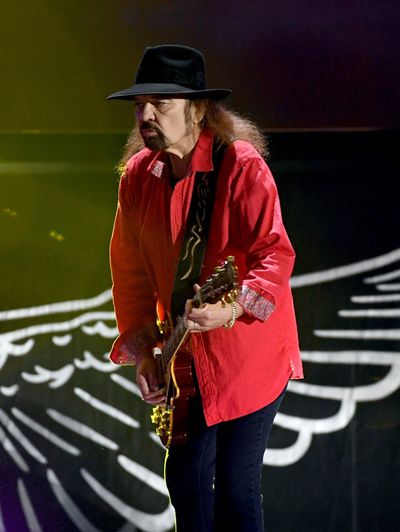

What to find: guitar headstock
left=193, top=256, right=239, bottom=307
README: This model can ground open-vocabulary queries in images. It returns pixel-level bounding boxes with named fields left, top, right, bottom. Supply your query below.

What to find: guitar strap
left=170, top=141, right=227, bottom=322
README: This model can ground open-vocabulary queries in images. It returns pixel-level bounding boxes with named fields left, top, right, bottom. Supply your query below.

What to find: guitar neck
left=160, top=256, right=238, bottom=370
left=162, top=317, right=190, bottom=367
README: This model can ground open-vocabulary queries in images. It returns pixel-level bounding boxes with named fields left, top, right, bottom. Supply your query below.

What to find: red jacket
left=109, top=128, right=303, bottom=426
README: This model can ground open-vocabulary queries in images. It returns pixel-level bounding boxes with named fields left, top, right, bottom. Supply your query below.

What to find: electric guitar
left=151, top=256, right=238, bottom=448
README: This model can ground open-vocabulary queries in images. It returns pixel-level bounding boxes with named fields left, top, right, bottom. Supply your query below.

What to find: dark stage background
left=1, top=1, right=399, bottom=531
left=1, top=0, right=399, bottom=131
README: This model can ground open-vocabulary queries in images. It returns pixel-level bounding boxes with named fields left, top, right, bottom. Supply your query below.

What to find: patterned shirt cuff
left=237, top=285, right=276, bottom=321
left=109, top=323, right=157, bottom=365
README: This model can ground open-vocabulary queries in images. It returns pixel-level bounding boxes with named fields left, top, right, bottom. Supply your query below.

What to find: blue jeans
left=165, top=386, right=286, bottom=532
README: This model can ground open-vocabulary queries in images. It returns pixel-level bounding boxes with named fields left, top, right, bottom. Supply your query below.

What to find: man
left=108, top=44, right=303, bottom=532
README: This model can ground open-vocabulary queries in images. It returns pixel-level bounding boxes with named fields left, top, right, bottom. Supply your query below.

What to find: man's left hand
left=184, top=284, right=243, bottom=332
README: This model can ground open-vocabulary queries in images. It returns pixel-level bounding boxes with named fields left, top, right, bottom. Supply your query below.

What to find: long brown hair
left=117, top=100, right=268, bottom=175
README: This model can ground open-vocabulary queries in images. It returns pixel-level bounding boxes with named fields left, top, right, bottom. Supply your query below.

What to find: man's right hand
left=136, top=354, right=166, bottom=405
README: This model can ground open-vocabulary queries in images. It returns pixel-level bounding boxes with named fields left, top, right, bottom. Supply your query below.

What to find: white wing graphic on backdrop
left=1, top=248, right=399, bottom=531
left=0, top=292, right=174, bottom=531
left=265, top=247, right=400, bottom=466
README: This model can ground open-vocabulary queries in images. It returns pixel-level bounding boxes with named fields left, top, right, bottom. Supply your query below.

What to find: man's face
left=134, top=96, right=197, bottom=153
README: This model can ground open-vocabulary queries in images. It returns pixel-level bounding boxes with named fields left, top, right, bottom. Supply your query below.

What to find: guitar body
left=151, top=256, right=238, bottom=448
left=151, top=347, right=196, bottom=448
left=168, top=348, right=197, bottom=446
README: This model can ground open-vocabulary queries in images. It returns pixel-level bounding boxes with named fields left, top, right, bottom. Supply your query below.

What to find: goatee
left=140, top=123, right=168, bottom=151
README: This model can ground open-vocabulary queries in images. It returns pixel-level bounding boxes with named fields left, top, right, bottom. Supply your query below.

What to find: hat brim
left=106, top=83, right=231, bottom=101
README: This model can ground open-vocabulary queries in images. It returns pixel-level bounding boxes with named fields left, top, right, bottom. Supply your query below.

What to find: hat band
left=136, top=64, right=205, bottom=91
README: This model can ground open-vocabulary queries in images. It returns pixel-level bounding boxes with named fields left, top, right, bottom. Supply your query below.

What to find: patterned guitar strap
left=170, top=141, right=227, bottom=322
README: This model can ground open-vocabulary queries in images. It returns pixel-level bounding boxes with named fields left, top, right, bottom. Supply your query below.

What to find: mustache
left=140, top=122, right=162, bottom=133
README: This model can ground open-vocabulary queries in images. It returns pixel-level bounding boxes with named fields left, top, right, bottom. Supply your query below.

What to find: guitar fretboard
left=160, top=256, right=237, bottom=370
left=162, top=317, right=189, bottom=367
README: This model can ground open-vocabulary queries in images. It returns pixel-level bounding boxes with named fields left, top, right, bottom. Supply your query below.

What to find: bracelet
left=223, top=301, right=237, bottom=328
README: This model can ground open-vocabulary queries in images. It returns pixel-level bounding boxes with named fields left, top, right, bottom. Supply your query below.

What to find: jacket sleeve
left=232, top=155, right=296, bottom=321
left=109, top=172, right=158, bottom=364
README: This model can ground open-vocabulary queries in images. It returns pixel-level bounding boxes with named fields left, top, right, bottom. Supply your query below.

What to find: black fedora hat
left=107, top=44, right=231, bottom=101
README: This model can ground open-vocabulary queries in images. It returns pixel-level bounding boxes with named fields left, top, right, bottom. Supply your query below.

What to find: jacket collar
left=148, top=127, right=214, bottom=179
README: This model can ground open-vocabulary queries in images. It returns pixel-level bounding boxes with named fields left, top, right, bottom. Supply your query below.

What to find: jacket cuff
left=237, top=285, right=276, bottom=321
left=109, top=322, right=157, bottom=365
